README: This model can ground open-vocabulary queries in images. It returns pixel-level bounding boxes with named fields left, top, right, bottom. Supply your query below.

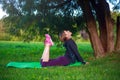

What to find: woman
left=40, top=30, right=86, bottom=67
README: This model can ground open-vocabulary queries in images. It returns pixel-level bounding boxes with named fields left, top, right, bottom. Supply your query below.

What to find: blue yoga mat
left=6, top=62, right=82, bottom=68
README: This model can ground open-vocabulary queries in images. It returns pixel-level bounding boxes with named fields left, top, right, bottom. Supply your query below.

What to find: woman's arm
left=68, top=40, right=86, bottom=64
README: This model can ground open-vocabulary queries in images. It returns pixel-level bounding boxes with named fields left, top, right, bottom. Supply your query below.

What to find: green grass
left=0, top=41, right=120, bottom=80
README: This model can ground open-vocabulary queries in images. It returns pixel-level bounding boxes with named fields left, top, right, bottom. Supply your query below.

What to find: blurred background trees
left=0, top=0, right=120, bottom=58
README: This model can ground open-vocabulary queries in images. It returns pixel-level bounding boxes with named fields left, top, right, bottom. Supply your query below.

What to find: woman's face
left=59, top=30, right=72, bottom=42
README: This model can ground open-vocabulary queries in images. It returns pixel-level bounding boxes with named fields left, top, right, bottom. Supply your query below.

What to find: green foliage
left=0, top=0, right=86, bottom=41
left=111, top=11, right=120, bottom=22
left=0, top=41, right=120, bottom=80
left=0, top=20, right=11, bottom=41
left=0, top=0, right=120, bottom=41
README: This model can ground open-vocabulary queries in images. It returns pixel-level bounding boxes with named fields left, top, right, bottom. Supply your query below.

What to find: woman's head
left=59, top=30, right=72, bottom=42
left=59, top=31, right=66, bottom=42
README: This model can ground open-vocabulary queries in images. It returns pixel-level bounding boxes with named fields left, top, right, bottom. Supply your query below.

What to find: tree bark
left=104, top=1, right=114, bottom=53
left=115, top=16, right=120, bottom=51
left=99, top=1, right=114, bottom=53
left=78, top=0, right=105, bottom=58
left=90, top=0, right=114, bottom=53
left=90, top=0, right=107, bottom=52
left=105, top=14, right=114, bottom=53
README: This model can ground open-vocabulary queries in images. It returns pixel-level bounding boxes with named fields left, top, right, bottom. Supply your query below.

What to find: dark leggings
left=40, top=56, right=70, bottom=67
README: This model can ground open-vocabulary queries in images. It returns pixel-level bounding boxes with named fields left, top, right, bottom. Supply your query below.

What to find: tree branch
left=49, top=0, right=72, bottom=9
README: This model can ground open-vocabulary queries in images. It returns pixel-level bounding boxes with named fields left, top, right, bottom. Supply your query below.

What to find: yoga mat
left=6, top=62, right=41, bottom=68
left=6, top=62, right=82, bottom=68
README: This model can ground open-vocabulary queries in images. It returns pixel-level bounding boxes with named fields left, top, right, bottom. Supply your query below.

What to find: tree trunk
left=98, top=0, right=114, bottom=53
left=90, top=0, right=107, bottom=52
left=115, top=16, right=120, bottom=51
left=90, top=0, right=114, bottom=53
left=105, top=14, right=114, bottom=53
left=78, top=0, right=105, bottom=58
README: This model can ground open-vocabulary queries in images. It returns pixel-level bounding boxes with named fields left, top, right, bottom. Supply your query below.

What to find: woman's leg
left=41, top=44, right=50, bottom=62
left=41, top=56, right=70, bottom=67
left=41, top=34, right=53, bottom=62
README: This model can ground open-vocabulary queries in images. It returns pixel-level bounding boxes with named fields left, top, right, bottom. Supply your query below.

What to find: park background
left=0, top=0, right=120, bottom=80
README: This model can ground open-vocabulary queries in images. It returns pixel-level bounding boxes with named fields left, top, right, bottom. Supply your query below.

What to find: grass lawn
left=0, top=41, right=120, bottom=80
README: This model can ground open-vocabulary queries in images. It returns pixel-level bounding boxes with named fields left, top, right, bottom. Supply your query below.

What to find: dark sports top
left=64, top=39, right=86, bottom=64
